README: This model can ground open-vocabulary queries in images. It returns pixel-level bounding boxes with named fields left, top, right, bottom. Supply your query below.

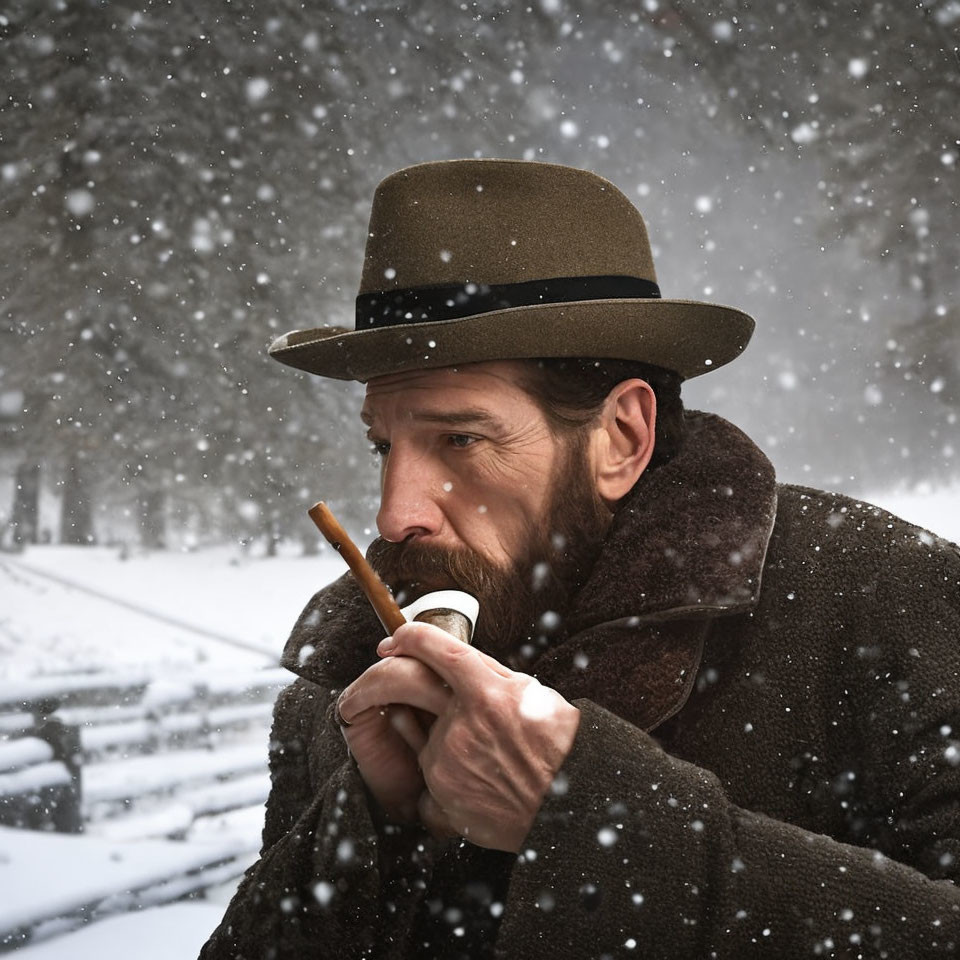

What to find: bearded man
left=201, top=160, right=960, bottom=959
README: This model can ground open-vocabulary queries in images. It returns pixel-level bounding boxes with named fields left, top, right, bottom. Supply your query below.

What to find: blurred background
left=2, top=0, right=957, bottom=554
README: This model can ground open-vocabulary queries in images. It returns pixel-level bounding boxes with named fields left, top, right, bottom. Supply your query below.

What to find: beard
left=367, top=434, right=611, bottom=667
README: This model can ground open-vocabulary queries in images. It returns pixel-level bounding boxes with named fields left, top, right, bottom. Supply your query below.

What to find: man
left=201, top=160, right=960, bottom=959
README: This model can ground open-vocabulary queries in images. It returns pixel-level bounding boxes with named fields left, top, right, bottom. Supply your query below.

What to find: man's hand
left=338, top=621, right=581, bottom=853
left=338, top=654, right=448, bottom=824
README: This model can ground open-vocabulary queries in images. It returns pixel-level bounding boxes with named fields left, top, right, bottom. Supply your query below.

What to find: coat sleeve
left=497, top=698, right=960, bottom=959
left=198, top=677, right=432, bottom=960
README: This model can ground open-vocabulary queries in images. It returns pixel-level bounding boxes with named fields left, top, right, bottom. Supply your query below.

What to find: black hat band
left=355, top=274, right=661, bottom=330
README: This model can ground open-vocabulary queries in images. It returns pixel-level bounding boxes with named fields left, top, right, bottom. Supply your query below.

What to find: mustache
left=366, top=538, right=503, bottom=607
left=366, top=535, right=546, bottom=659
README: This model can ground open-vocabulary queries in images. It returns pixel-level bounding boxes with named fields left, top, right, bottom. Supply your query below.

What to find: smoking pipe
left=308, top=501, right=478, bottom=642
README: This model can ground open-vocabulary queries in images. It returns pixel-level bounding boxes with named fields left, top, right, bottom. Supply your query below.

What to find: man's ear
left=592, top=379, right=656, bottom=505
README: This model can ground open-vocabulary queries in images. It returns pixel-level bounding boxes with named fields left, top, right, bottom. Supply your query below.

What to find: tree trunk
left=10, top=461, right=40, bottom=546
left=59, top=454, right=95, bottom=545
left=138, top=489, right=167, bottom=549
left=265, top=507, right=281, bottom=558
left=265, top=525, right=280, bottom=558
left=300, top=528, right=320, bottom=556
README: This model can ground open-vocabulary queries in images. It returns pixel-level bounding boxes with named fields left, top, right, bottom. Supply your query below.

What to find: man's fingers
left=388, top=705, right=429, bottom=754
left=338, top=656, right=450, bottom=723
left=379, top=621, right=514, bottom=692
left=342, top=703, right=429, bottom=754
left=418, top=789, right=458, bottom=841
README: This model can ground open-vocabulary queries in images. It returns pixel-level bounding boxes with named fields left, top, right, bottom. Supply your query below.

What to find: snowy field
left=1, top=486, right=958, bottom=957
left=1, top=544, right=346, bottom=958
left=0, top=543, right=346, bottom=678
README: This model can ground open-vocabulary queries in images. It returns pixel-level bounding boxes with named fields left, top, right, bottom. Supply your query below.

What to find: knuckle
left=391, top=621, right=416, bottom=646
left=474, top=682, right=512, bottom=721
left=438, top=643, right=472, bottom=680
left=441, top=722, right=470, bottom=759
left=419, top=752, right=440, bottom=787
left=425, top=760, right=455, bottom=798
left=417, top=790, right=439, bottom=822
left=395, top=620, right=430, bottom=646
left=443, top=641, right=471, bottom=665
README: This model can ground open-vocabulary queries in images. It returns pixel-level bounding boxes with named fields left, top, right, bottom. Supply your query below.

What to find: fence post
left=31, top=697, right=83, bottom=833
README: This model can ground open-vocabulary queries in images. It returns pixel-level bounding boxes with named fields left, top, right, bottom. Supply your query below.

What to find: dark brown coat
left=200, top=413, right=960, bottom=958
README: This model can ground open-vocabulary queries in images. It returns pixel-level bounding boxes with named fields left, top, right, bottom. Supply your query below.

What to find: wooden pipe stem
left=308, top=502, right=407, bottom=635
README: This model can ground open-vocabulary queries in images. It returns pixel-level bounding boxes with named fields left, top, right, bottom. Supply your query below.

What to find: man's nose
left=376, top=448, right=444, bottom=543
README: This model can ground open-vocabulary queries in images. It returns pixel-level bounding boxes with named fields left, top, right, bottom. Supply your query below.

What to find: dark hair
left=517, top=357, right=686, bottom=471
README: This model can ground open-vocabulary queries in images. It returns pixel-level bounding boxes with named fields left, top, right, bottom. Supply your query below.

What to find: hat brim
left=268, top=298, right=755, bottom=382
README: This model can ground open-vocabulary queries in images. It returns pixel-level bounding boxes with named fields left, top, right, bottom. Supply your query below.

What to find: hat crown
left=359, top=159, right=657, bottom=295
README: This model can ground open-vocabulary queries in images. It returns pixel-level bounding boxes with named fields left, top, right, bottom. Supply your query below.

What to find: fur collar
left=281, top=412, right=777, bottom=730
left=566, top=410, right=777, bottom=633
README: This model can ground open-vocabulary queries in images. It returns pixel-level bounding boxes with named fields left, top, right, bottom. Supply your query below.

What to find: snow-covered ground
left=0, top=544, right=347, bottom=678
left=1, top=485, right=957, bottom=957
left=13, top=903, right=227, bottom=960
left=1, top=544, right=347, bottom=958
left=0, top=826, right=245, bottom=950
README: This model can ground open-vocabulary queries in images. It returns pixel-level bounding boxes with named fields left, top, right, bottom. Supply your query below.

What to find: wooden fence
left=0, top=667, right=288, bottom=950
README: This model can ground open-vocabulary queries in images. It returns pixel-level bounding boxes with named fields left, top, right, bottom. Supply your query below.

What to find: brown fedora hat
left=268, top=159, right=755, bottom=382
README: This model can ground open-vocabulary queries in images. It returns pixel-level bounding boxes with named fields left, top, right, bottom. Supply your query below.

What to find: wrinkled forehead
left=360, top=361, right=532, bottom=422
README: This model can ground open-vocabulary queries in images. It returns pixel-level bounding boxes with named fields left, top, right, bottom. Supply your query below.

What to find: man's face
left=362, top=361, right=610, bottom=660
left=363, top=361, right=573, bottom=569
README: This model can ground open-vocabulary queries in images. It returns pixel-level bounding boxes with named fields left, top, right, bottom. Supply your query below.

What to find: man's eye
left=370, top=441, right=391, bottom=457
left=447, top=434, right=477, bottom=449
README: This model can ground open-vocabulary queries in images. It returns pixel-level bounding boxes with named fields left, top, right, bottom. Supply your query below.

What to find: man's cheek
left=470, top=456, right=552, bottom=505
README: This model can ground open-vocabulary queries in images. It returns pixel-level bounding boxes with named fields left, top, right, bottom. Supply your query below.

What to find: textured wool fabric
left=200, top=412, right=960, bottom=959
left=267, top=160, right=755, bottom=382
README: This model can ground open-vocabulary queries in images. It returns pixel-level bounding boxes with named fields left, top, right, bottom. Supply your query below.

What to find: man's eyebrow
left=360, top=408, right=504, bottom=429
left=410, top=409, right=502, bottom=428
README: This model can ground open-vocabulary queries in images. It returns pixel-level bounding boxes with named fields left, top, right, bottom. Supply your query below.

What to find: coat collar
left=532, top=411, right=777, bottom=729
left=565, top=410, right=777, bottom=634
left=281, top=412, right=777, bottom=730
